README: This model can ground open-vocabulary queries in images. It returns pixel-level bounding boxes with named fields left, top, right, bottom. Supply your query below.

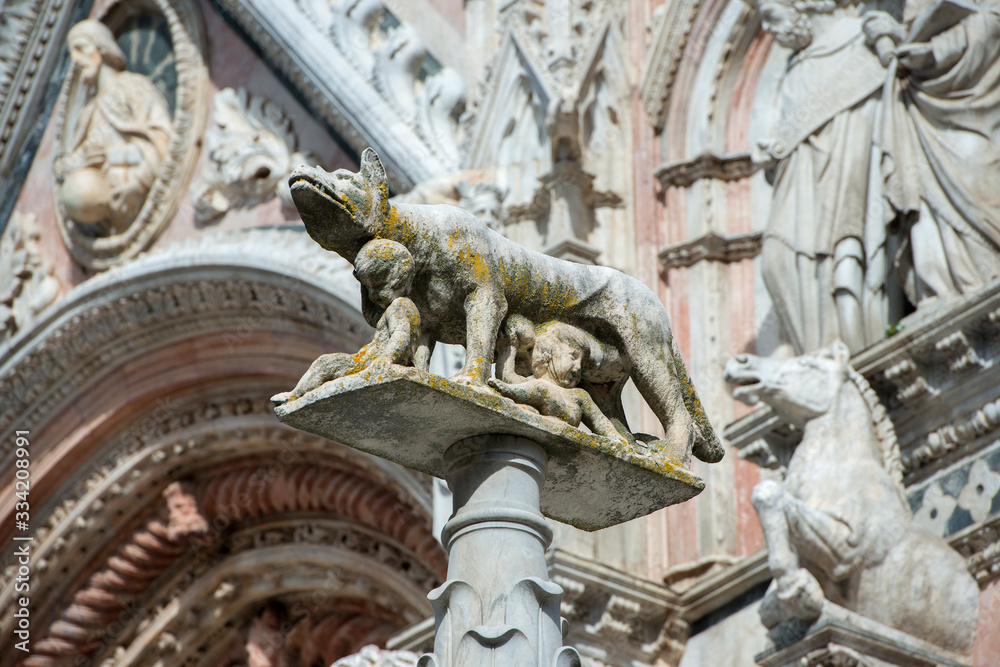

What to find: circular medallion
left=53, top=0, right=207, bottom=270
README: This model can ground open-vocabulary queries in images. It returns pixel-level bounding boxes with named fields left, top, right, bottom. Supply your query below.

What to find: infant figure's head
left=531, top=323, right=588, bottom=388
left=354, top=239, right=414, bottom=308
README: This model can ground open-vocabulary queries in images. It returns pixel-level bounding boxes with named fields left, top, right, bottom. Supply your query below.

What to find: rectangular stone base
left=756, top=603, right=970, bottom=667
left=274, top=367, right=704, bottom=530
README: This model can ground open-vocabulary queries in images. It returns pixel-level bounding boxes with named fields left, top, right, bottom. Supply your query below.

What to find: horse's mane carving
left=844, top=365, right=904, bottom=494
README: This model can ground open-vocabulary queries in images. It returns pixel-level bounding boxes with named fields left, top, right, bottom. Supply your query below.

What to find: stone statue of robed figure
left=754, top=0, right=1000, bottom=354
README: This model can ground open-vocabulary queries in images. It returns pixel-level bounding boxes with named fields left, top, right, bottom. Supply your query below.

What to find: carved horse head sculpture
left=724, top=342, right=979, bottom=654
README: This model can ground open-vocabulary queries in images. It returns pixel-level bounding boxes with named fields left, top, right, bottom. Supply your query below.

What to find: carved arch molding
left=0, top=229, right=446, bottom=667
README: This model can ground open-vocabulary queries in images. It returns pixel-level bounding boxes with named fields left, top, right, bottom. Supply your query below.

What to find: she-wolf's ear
left=360, top=148, right=387, bottom=191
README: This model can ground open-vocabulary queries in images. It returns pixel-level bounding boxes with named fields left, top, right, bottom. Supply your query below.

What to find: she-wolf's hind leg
left=669, top=336, right=724, bottom=463
left=621, top=323, right=722, bottom=463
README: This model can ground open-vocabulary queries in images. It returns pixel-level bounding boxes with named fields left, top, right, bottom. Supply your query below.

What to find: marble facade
left=1, top=0, right=999, bottom=665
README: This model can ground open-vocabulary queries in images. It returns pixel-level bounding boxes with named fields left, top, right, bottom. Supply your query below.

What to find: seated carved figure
left=273, top=239, right=427, bottom=404
left=724, top=343, right=978, bottom=653
left=288, top=149, right=723, bottom=465
left=489, top=322, right=626, bottom=443
left=56, top=20, right=172, bottom=235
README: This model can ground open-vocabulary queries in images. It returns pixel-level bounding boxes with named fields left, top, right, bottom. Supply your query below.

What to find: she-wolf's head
left=288, top=148, right=389, bottom=260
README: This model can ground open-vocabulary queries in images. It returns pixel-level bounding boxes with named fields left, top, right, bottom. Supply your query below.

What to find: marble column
left=419, top=435, right=581, bottom=667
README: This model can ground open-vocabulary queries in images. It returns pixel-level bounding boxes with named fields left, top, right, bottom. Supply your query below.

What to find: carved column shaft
left=420, top=435, right=580, bottom=667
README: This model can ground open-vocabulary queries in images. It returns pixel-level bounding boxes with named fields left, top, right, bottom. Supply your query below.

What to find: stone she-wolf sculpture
left=724, top=343, right=978, bottom=653
left=287, top=148, right=723, bottom=464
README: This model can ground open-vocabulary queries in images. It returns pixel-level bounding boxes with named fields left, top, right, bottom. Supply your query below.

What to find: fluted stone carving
left=415, top=436, right=581, bottom=667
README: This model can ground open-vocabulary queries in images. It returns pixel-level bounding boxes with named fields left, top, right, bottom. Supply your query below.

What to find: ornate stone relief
left=192, top=87, right=315, bottom=223
left=212, top=0, right=464, bottom=190
left=456, top=179, right=507, bottom=231
left=4, top=427, right=442, bottom=667
left=333, top=645, right=420, bottom=666
left=0, top=396, right=436, bottom=620
left=93, top=524, right=431, bottom=667
left=51, top=0, right=208, bottom=270
left=548, top=550, right=688, bottom=667
left=654, top=151, right=760, bottom=189
left=0, top=227, right=367, bottom=455
left=24, top=483, right=211, bottom=667
left=0, top=211, right=59, bottom=344
left=797, top=644, right=872, bottom=667
left=461, top=3, right=630, bottom=263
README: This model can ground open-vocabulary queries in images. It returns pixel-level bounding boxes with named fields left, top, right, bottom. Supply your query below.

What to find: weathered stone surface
left=274, top=368, right=704, bottom=531
left=288, top=148, right=723, bottom=465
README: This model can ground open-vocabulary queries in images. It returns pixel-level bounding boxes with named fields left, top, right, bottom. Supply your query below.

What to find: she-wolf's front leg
left=453, top=288, right=507, bottom=385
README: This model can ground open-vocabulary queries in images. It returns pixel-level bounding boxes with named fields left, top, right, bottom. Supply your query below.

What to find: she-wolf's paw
left=271, top=392, right=294, bottom=405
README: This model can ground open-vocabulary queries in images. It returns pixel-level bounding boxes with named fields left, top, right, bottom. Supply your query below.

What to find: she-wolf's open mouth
left=289, top=171, right=353, bottom=217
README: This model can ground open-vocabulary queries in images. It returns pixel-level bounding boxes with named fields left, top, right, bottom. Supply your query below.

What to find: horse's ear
left=831, top=340, right=850, bottom=366
left=360, top=148, right=387, bottom=191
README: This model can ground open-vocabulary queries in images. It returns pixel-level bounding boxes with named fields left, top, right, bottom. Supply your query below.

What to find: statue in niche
left=284, top=148, right=723, bottom=465
left=54, top=19, right=172, bottom=236
left=724, top=343, right=979, bottom=653
left=755, top=0, right=1000, bottom=354
left=863, top=0, right=1000, bottom=311
left=272, top=239, right=428, bottom=404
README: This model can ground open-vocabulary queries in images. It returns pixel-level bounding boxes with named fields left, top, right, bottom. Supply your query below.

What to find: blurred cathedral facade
left=1, top=0, right=1000, bottom=665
